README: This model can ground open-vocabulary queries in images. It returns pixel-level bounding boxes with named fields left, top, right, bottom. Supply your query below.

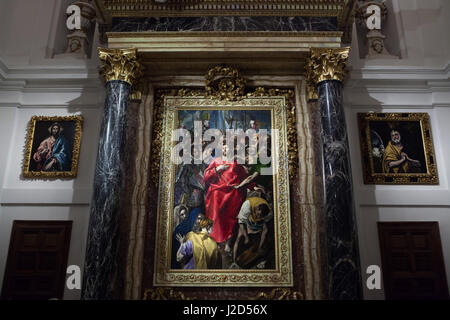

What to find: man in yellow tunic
left=176, top=218, right=221, bottom=269
left=382, top=130, right=421, bottom=173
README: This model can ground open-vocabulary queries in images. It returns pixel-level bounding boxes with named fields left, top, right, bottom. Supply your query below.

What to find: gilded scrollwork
left=98, top=48, right=144, bottom=93
left=305, top=47, right=351, bottom=100
left=143, top=287, right=193, bottom=300
left=304, top=64, right=319, bottom=101
left=205, top=65, right=246, bottom=101
left=249, top=288, right=304, bottom=300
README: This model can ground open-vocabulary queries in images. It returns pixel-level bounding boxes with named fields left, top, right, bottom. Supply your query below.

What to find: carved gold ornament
left=205, top=65, right=246, bottom=101
left=142, top=287, right=304, bottom=301
left=304, top=66, right=319, bottom=101
left=249, top=288, right=304, bottom=300
left=98, top=47, right=144, bottom=87
left=305, top=47, right=350, bottom=99
left=143, top=288, right=193, bottom=300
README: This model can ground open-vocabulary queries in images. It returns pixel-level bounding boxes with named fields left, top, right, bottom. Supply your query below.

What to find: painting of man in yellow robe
left=382, top=130, right=422, bottom=173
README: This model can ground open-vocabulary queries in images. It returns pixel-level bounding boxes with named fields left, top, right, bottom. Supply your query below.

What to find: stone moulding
left=96, top=0, right=351, bottom=20
left=94, top=0, right=356, bottom=46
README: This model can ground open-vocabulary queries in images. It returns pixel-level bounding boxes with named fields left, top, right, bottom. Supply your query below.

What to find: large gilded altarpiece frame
left=92, top=0, right=354, bottom=301
left=154, top=96, right=292, bottom=287
left=124, top=76, right=325, bottom=300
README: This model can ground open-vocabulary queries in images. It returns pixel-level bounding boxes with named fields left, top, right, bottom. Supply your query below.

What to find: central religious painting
left=153, top=94, right=293, bottom=287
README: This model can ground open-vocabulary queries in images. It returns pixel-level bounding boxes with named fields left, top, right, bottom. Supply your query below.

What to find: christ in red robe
left=204, top=147, right=261, bottom=250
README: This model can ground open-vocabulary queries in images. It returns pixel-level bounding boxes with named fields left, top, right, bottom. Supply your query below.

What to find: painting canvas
left=23, top=115, right=83, bottom=178
left=358, top=113, right=438, bottom=184
left=154, top=96, right=293, bottom=287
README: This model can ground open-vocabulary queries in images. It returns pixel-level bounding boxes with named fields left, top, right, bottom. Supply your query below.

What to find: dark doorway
left=1, top=220, right=72, bottom=300
left=378, top=222, right=449, bottom=300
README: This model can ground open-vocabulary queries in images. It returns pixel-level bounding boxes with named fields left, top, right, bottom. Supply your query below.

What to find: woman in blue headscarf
left=170, top=207, right=203, bottom=269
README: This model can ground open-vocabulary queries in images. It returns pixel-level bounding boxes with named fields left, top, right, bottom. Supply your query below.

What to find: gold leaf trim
left=143, top=288, right=193, bottom=300
left=205, top=65, right=246, bottom=101
left=153, top=96, right=293, bottom=286
left=98, top=47, right=144, bottom=87
left=249, top=288, right=304, bottom=300
left=305, top=47, right=350, bottom=99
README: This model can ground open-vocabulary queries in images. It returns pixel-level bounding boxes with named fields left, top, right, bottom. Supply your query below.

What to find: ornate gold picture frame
left=153, top=96, right=293, bottom=287
left=358, top=112, right=438, bottom=185
left=23, top=115, right=83, bottom=178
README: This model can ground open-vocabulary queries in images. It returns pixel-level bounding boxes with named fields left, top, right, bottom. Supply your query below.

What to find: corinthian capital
left=305, top=47, right=350, bottom=100
left=98, top=48, right=144, bottom=87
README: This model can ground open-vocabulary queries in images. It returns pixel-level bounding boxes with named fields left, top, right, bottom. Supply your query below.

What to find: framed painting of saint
left=357, top=112, right=438, bottom=184
left=153, top=96, right=293, bottom=287
left=23, top=115, right=83, bottom=178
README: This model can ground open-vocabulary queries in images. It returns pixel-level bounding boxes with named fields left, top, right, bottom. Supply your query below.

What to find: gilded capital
left=305, top=47, right=350, bottom=100
left=98, top=48, right=144, bottom=87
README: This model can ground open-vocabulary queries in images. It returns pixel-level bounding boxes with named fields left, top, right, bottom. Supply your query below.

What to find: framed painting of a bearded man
left=23, top=115, right=83, bottom=178
left=153, top=96, right=293, bottom=287
left=357, top=112, right=438, bottom=184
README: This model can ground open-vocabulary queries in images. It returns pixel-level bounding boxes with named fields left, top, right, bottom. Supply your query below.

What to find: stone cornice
left=96, top=0, right=351, bottom=19
left=349, top=63, right=450, bottom=81
left=94, top=0, right=357, bottom=41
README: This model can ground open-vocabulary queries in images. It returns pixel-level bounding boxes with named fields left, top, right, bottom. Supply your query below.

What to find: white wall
left=0, top=104, right=102, bottom=300
left=346, top=0, right=450, bottom=300
left=345, top=104, right=450, bottom=299
left=0, top=206, right=91, bottom=300
left=0, top=0, right=103, bottom=300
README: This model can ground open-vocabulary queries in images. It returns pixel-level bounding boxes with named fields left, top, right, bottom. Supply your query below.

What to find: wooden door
left=1, top=220, right=72, bottom=300
left=378, top=222, right=449, bottom=300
